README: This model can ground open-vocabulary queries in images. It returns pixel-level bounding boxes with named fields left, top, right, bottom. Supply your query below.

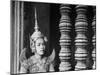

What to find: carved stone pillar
left=75, top=5, right=88, bottom=70
left=11, top=1, right=24, bottom=74
left=59, top=4, right=72, bottom=71
left=92, top=7, right=96, bottom=69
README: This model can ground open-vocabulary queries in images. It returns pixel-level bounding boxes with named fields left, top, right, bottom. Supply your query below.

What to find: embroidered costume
left=20, top=54, right=54, bottom=73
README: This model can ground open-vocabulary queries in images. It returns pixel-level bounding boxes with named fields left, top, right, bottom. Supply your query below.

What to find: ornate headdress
left=30, top=7, right=48, bottom=50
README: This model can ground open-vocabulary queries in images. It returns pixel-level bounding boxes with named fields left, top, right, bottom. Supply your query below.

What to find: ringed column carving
left=59, top=4, right=72, bottom=71
left=92, top=7, right=96, bottom=69
left=74, top=5, right=88, bottom=70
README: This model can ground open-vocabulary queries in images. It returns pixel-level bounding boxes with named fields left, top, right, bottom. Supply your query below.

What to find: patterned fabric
left=20, top=55, right=54, bottom=73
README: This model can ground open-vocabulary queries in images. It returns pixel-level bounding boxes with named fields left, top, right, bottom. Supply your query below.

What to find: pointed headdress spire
left=30, top=7, right=47, bottom=42
left=34, top=7, right=39, bottom=31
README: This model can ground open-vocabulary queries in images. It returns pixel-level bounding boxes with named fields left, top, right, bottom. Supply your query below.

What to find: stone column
left=59, top=4, right=72, bottom=71
left=92, top=6, right=96, bottom=69
left=75, top=5, right=88, bottom=70
left=11, top=1, right=24, bottom=74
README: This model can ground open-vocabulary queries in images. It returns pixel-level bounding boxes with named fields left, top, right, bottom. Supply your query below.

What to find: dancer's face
left=35, top=38, right=46, bottom=55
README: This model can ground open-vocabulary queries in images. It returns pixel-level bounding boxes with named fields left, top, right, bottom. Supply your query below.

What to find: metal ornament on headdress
left=30, top=7, right=47, bottom=42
